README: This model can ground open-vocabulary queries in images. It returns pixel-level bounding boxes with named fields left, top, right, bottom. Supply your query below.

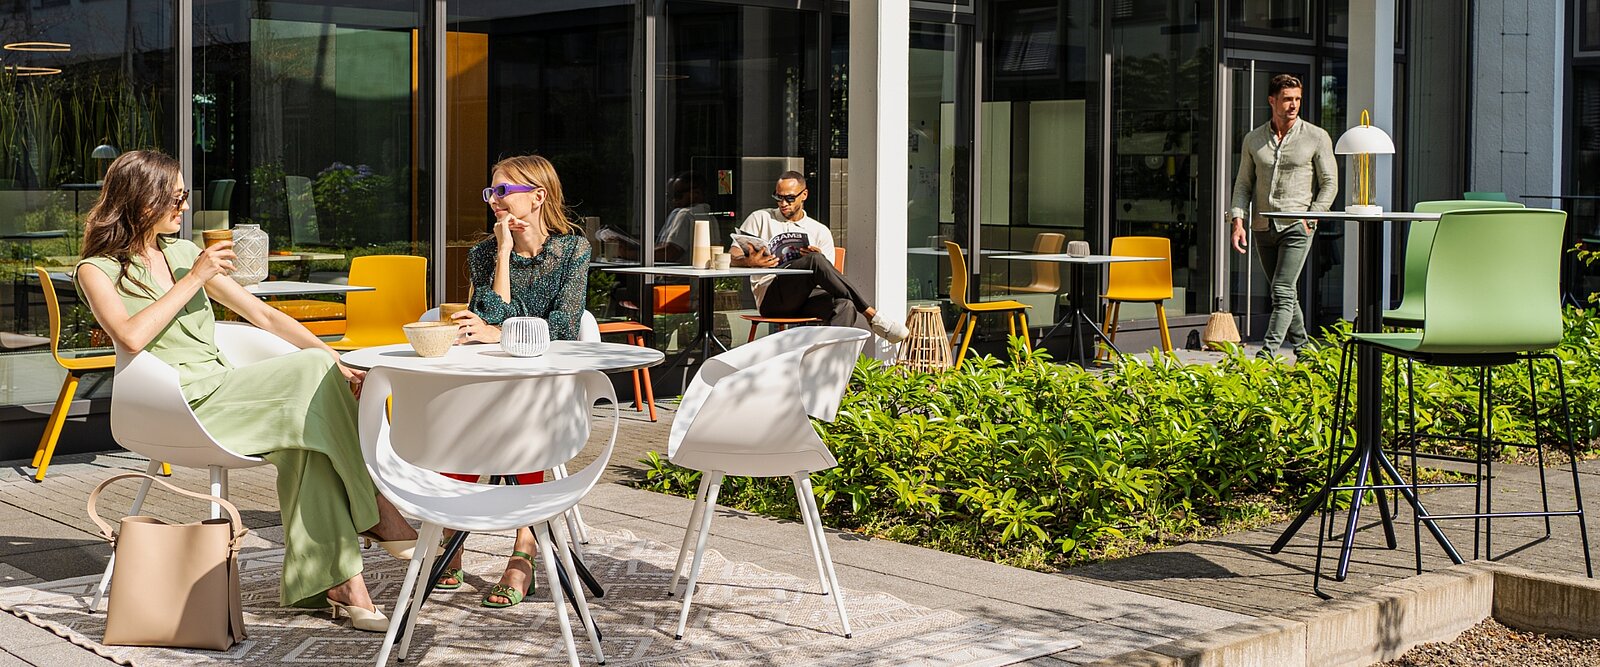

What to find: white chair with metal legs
left=91, top=322, right=292, bottom=610
left=665, top=326, right=869, bottom=640
left=358, top=366, right=618, bottom=667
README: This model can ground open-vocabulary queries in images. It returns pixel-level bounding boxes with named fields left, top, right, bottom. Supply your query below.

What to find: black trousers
left=758, top=252, right=871, bottom=329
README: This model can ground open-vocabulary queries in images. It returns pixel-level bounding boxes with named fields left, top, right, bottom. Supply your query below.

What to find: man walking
left=731, top=171, right=908, bottom=343
left=1229, top=73, right=1338, bottom=358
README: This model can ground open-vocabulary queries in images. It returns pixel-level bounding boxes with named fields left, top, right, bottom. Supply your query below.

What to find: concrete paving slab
left=0, top=649, right=31, bottom=667
left=0, top=608, right=80, bottom=651
left=5, top=642, right=117, bottom=667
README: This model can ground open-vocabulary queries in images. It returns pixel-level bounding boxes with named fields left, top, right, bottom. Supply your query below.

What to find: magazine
left=731, top=230, right=810, bottom=263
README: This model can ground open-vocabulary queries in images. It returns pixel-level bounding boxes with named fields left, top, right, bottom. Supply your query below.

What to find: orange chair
left=740, top=247, right=847, bottom=342
left=29, top=268, right=124, bottom=481
left=1101, top=236, right=1174, bottom=355
left=597, top=320, right=657, bottom=421
left=1005, top=233, right=1065, bottom=294
left=327, top=255, right=428, bottom=350
left=945, top=241, right=1031, bottom=366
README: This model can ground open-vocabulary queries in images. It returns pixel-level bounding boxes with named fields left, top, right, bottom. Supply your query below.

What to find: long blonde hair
left=81, top=150, right=182, bottom=297
left=493, top=155, right=577, bottom=236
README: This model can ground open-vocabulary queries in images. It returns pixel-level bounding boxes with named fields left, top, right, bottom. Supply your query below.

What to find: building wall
left=1472, top=0, right=1565, bottom=197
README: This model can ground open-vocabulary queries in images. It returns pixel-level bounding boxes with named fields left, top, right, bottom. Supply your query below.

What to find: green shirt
left=467, top=233, right=591, bottom=340
left=1229, top=119, right=1339, bottom=232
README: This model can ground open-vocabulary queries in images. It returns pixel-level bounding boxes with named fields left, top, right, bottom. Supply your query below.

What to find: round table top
left=1263, top=210, right=1441, bottom=222
left=339, top=340, right=665, bottom=374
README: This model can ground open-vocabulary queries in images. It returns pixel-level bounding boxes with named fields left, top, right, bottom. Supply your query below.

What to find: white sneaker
left=868, top=313, right=910, bottom=343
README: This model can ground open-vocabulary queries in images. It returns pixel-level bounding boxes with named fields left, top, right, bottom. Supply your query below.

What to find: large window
left=0, top=0, right=175, bottom=405
left=193, top=0, right=431, bottom=288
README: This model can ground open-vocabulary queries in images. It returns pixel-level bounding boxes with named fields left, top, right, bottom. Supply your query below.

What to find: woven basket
left=895, top=306, right=952, bottom=373
left=1201, top=311, right=1241, bottom=350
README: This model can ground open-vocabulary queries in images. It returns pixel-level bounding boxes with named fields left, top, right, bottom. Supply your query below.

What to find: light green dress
left=77, top=238, right=378, bottom=608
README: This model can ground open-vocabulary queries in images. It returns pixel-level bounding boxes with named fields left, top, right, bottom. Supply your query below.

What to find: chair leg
left=1017, top=311, right=1031, bottom=353
left=396, top=522, right=444, bottom=662
left=791, top=474, right=831, bottom=596
left=796, top=475, right=851, bottom=638
left=552, top=522, right=605, bottom=664
left=536, top=523, right=585, bottom=667
left=948, top=313, right=968, bottom=349
left=91, top=459, right=162, bottom=611
left=1551, top=356, right=1594, bottom=578
left=627, top=335, right=644, bottom=413
left=1155, top=303, right=1172, bottom=352
left=954, top=316, right=978, bottom=368
left=747, top=321, right=759, bottom=343
left=669, top=473, right=713, bottom=597
left=209, top=467, right=227, bottom=520
left=631, top=331, right=658, bottom=422
left=1099, top=302, right=1121, bottom=361
left=675, top=471, right=725, bottom=640
left=30, top=372, right=80, bottom=481
left=549, top=464, right=590, bottom=548
left=1527, top=356, right=1552, bottom=537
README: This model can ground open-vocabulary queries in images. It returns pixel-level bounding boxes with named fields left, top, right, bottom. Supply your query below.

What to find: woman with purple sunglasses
left=436, top=154, right=591, bottom=608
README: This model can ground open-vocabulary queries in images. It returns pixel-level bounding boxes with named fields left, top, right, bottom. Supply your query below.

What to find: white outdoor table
left=992, top=253, right=1160, bottom=364
left=338, top=339, right=664, bottom=374
left=346, top=338, right=664, bottom=639
left=905, top=247, right=1020, bottom=257
left=243, top=281, right=375, bottom=297
left=1260, top=210, right=1462, bottom=588
left=603, top=265, right=808, bottom=385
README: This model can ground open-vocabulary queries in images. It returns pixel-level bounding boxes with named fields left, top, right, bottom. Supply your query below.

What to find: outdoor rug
left=0, top=527, right=1080, bottom=666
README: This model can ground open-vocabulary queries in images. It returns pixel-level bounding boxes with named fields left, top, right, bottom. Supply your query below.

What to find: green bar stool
left=1318, top=208, right=1591, bottom=592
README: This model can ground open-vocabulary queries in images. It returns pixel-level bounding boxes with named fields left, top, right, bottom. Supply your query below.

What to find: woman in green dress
left=76, top=150, right=418, bottom=633
left=438, top=154, right=591, bottom=607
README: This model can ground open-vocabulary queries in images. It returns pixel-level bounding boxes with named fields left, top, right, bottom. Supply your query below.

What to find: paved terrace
left=1, top=352, right=1595, bottom=665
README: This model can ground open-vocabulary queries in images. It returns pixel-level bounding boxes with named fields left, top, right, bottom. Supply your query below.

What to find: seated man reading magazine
left=731, top=171, right=908, bottom=343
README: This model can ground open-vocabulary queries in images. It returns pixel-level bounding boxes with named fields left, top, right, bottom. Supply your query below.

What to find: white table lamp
left=1334, top=110, right=1395, bottom=215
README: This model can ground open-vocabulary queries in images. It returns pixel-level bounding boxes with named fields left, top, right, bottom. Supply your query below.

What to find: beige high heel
left=359, top=532, right=416, bottom=561
left=327, top=600, right=389, bottom=633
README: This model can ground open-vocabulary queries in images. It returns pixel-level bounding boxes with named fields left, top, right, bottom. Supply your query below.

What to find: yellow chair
left=28, top=268, right=119, bottom=480
left=945, top=241, right=1031, bottom=366
left=1005, top=232, right=1065, bottom=294
left=328, top=255, right=428, bottom=350
left=1101, top=236, right=1174, bottom=356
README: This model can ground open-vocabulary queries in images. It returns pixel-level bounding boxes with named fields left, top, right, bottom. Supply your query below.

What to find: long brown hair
left=492, top=154, right=577, bottom=236
left=80, top=150, right=182, bottom=297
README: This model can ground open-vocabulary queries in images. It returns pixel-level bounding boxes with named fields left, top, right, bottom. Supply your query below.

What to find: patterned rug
left=0, top=528, right=1079, bottom=666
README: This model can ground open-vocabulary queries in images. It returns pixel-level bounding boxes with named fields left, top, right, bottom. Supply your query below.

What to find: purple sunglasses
left=481, top=183, right=540, bottom=202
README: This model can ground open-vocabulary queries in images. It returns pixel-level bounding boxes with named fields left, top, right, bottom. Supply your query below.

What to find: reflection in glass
left=194, top=0, right=428, bottom=305
left=0, top=0, right=174, bottom=406
left=1228, top=0, right=1312, bottom=37
left=908, top=22, right=958, bottom=304
left=448, top=1, right=635, bottom=314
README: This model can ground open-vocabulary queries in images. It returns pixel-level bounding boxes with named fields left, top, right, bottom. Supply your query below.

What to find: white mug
left=500, top=317, right=551, bottom=357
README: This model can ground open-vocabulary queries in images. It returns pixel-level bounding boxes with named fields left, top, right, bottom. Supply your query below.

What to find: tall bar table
left=1261, top=210, right=1464, bottom=591
left=603, top=265, right=808, bottom=387
left=991, top=253, right=1160, bottom=364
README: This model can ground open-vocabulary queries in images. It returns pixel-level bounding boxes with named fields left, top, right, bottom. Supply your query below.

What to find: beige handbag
left=88, top=473, right=248, bottom=650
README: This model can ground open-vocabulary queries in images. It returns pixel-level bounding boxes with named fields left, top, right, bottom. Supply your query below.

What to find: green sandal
left=480, top=551, right=536, bottom=608
left=435, top=568, right=466, bottom=591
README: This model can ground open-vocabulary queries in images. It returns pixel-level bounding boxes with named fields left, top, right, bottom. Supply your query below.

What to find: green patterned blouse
left=467, top=233, right=591, bottom=340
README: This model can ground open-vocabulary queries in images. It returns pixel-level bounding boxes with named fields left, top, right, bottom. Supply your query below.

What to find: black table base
left=1034, top=263, right=1122, bottom=364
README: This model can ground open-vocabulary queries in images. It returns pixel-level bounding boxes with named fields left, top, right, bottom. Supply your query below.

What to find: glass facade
left=1, top=0, right=175, bottom=407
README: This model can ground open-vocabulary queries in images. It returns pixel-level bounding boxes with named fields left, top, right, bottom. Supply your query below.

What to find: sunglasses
left=771, top=190, right=806, bottom=204
left=481, top=183, right=540, bottom=202
left=171, top=189, right=190, bottom=208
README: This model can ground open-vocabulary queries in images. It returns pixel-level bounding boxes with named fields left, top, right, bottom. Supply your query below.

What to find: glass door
left=907, top=20, right=971, bottom=306
left=1220, top=56, right=1315, bottom=339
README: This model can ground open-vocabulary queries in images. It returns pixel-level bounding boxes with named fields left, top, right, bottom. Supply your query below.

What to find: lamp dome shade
left=91, top=144, right=119, bottom=159
left=1334, top=125, right=1395, bottom=155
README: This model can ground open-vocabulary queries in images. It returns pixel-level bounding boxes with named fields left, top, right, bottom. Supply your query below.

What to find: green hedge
left=640, top=311, right=1600, bottom=569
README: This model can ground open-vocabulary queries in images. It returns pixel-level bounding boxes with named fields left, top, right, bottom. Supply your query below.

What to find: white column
left=1344, top=0, right=1395, bottom=320
left=847, top=0, right=909, bottom=358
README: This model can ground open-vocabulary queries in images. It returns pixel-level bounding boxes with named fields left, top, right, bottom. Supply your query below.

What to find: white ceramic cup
left=713, top=252, right=732, bottom=270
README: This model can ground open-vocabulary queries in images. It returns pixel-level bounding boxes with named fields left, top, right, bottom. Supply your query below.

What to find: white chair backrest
left=362, top=366, right=615, bottom=476
left=579, top=310, right=601, bottom=342
left=418, top=307, right=440, bottom=322
left=111, top=323, right=288, bottom=469
left=667, top=326, right=868, bottom=477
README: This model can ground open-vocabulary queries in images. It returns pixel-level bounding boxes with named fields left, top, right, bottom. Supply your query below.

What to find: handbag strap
left=87, top=472, right=249, bottom=547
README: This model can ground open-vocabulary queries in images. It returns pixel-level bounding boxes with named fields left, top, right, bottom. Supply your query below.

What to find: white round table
left=338, top=340, right=664, bottom=374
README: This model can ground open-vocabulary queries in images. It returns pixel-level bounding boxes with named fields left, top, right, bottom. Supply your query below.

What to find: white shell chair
left=666, top=325, right=869, bottom=640
left=92, top=322, right=294, bottom=610
left=359, top=365, right=618, bottom=667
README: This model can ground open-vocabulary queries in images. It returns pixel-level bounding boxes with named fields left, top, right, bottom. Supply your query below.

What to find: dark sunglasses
left=171, top=189, right=190, bottom=208
left=481, top=183, right=540, bottom=202
left=771, top=190, right=806, bottom=204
